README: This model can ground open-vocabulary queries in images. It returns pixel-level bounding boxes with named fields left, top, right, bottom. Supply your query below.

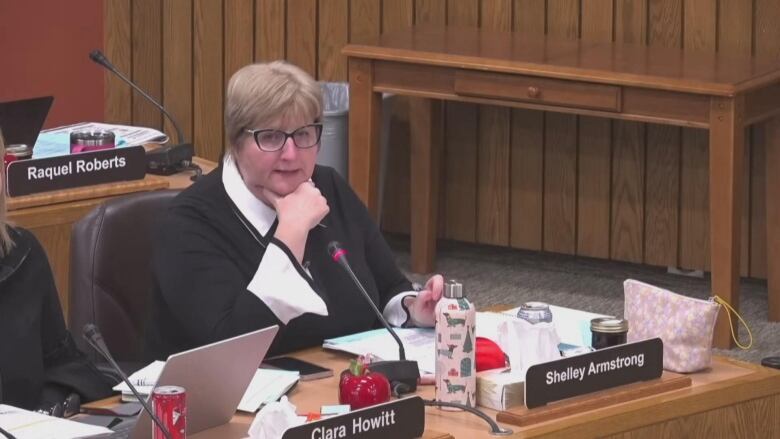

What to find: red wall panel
left=0, top=0, right=104, bottom=128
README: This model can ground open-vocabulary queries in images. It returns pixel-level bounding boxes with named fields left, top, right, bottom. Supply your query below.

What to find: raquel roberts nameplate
left=282, top=396, right=425, bottom=439
left=6, top=146, right=146, bottom=196
left=524, top=338, right=663, bottom=408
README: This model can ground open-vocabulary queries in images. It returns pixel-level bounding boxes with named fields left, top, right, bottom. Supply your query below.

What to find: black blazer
left=0, top=227, right=113, bottom=410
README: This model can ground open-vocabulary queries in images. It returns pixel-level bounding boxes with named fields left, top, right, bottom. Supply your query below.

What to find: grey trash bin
left=318, top=82, right=394, bottom=220
left=319, top=82, right=350, bottom=179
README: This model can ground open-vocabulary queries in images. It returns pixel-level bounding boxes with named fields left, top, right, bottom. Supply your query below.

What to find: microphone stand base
left=368, top=360, right=420, bottom=394
left=146, top=143, right=195, bottom=175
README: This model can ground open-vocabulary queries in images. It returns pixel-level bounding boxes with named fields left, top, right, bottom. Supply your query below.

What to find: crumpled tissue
left=247, top=396, right=304, bottom=439
left=497, top=317, right=562, bottom=379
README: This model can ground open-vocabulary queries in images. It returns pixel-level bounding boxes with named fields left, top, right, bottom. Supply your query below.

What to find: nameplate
left=282, top=396, right=425, bottom=439
left=524, top=338, right=663, bottom=408
left=6, top=146, right=146, bottom=196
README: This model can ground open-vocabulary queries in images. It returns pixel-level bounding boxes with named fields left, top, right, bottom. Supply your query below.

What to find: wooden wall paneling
left=544, top=113, right=578, bottom=254
left=131, top=0, right=163, bottom=131
left=349, top=0, right=381, bottom=42
left=225, top=0, right=255, bottom=85
left=644, top=0, right=681, bottom=267
left=379, top=0, right=414, bottom=234
left=162, top=0, right=193, bottom=144
left=287, top=0, right=318, bottom=77
left=510, top=0, right=546, bottom=251
left=611, top=121, right=646, bottom=263
left=615, top=0, right=647, bottom=44
left=413, top=0, right=446, bottom=236
left=255, top=0, right=286, bottom=61
left=104, top=0, right=132, bottom=124
left=751, top=0, right=780, bottom=278
left=679, top=0, right=716, bottom=270
left=679, top=128, right=710, bottom=270
left=581, top=0, right=613, bottom=43
left=610, top=1, right=646, bottom=263
left=477, top=0, right=512, bottom=246
left=442, top=0, right=479, bottom=242
left=576, top=0, right=613, bottom=259
left=318, top=0, right=349, bottom=82
left=511, top=109, right=544, bottom=250
left=543, top=0, right=579, bottom=255
left=193, top=0, right=224, bottom=161
left=718, top=0, right=753, bottom=276
left=750, top=129, right=767, bottom=278
left=513, top=0, right=546, bottom=35
left=416, top=0, right=446, bottom=25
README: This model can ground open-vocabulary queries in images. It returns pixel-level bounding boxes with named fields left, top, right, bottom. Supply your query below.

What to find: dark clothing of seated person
left=146, top=61, right=443, bottom=360
left=0, top=227, right=115, bottom=411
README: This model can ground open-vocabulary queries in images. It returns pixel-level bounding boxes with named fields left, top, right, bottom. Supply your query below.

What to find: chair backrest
left=69, top=189, right=179, bottom=362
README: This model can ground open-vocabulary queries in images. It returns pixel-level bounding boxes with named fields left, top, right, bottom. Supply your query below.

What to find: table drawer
left=454, top=70, right=622, bottom=112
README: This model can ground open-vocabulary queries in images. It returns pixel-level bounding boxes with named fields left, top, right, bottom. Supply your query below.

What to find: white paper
left=112, top=360, right=165, bottom=396
left=238, top=369, right=300, bottom=413
left=323, top=328, right=436, bottom=374
left=43, top=122, right=168, bottom=146
left=113, top=360, right=297, bottom=411
left=0, top=404, right=112, bottom=439
left=322, top=305, right=611, bottom=378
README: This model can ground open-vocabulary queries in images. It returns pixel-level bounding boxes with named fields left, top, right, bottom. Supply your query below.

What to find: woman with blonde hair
left=147, top=61, right=444, bottom=359
left=0, top=133, right=113, bottom=411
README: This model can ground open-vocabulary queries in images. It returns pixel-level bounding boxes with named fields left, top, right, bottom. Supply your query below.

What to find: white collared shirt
left=222, top=156, right=416, bottom=326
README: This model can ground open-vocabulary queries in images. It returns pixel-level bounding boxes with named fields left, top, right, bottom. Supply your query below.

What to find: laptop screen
left=0, top=96, right=54, bottom=148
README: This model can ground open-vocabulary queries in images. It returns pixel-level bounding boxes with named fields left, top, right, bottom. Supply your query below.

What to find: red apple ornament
left=338, top=357, right=391, bottom=410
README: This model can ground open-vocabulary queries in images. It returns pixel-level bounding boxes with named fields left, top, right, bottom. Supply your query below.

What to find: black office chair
left=69, top=189, right=179, bottom=368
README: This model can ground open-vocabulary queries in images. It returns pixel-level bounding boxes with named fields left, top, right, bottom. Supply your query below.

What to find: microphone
left=88, top=49, right=196, bottom=176
left=328, top=241, right=420, bottom=394
left=82, top=324, right=172, bottom=439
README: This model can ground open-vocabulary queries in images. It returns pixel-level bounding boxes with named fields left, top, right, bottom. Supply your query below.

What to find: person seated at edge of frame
left=0, top=133, right=114, bottom=412
left=146, top=61, right=444, bottom=360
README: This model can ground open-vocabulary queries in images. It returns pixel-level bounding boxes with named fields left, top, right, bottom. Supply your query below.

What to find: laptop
left=108, top=325, right=279, bottom=438
left=0, top=96, right=54, bottom=148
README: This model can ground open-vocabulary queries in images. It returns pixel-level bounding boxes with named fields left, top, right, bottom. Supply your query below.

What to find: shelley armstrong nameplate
left=524, top=338, right=663, bottom=408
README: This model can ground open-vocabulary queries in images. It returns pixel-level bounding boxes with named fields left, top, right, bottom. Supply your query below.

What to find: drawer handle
left=527, top=86, right=540, bottom=98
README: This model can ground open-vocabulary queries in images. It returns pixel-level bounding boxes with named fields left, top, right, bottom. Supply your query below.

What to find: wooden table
left=343, top=26, right=780, bottom=349
left=84, top=349, right=780, bottom=439
left=7, top=157, right=216, bottom=318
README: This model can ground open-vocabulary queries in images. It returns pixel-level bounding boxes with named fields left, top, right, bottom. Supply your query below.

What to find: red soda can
left=152, top=386, right=186, bottom=439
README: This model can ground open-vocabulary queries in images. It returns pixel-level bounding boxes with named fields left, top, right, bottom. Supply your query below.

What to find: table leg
left=766, top=115, right=780, bottom=321
left=348, top=58, right=382, bottom=219
left=409, top=98, right=443, bottom=273
left=709, top=96, right=746, bottom=349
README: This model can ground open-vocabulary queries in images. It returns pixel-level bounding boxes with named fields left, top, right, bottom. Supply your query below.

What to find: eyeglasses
left=245, top=123, right=323, bottom=152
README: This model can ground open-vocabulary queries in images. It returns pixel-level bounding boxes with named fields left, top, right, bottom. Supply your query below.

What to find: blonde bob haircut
left=0, top=131, right=14, bottom=256
left=225, top=61, right=323, bottom=152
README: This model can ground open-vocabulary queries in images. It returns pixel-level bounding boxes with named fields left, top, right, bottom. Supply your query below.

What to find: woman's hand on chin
left=263, top=180, right=329, bottom=232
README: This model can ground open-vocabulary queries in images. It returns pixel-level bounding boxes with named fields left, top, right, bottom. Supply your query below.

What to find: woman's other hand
left=404, top=274, right=444, bottom=327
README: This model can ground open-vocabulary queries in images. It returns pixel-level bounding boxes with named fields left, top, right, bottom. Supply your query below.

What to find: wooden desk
left=85, top=350, right=780, bottom=439
left=6, top=157, right=216, bottom=318
left=343, top=26, right=780, bottom=348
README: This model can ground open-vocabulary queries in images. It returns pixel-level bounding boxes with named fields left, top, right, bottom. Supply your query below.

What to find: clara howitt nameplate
left=282, top=396, right=425, bottom=439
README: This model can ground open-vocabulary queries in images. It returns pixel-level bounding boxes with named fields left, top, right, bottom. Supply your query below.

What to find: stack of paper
left=112, top=361, right=299, bottom=412
left=475, top=369, right=525, bottom=411
left=34, top=122, right=169, bottom=159
left=323, top=328, right=436, bottom=374
left=0, top=404, right=112, bottom=439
